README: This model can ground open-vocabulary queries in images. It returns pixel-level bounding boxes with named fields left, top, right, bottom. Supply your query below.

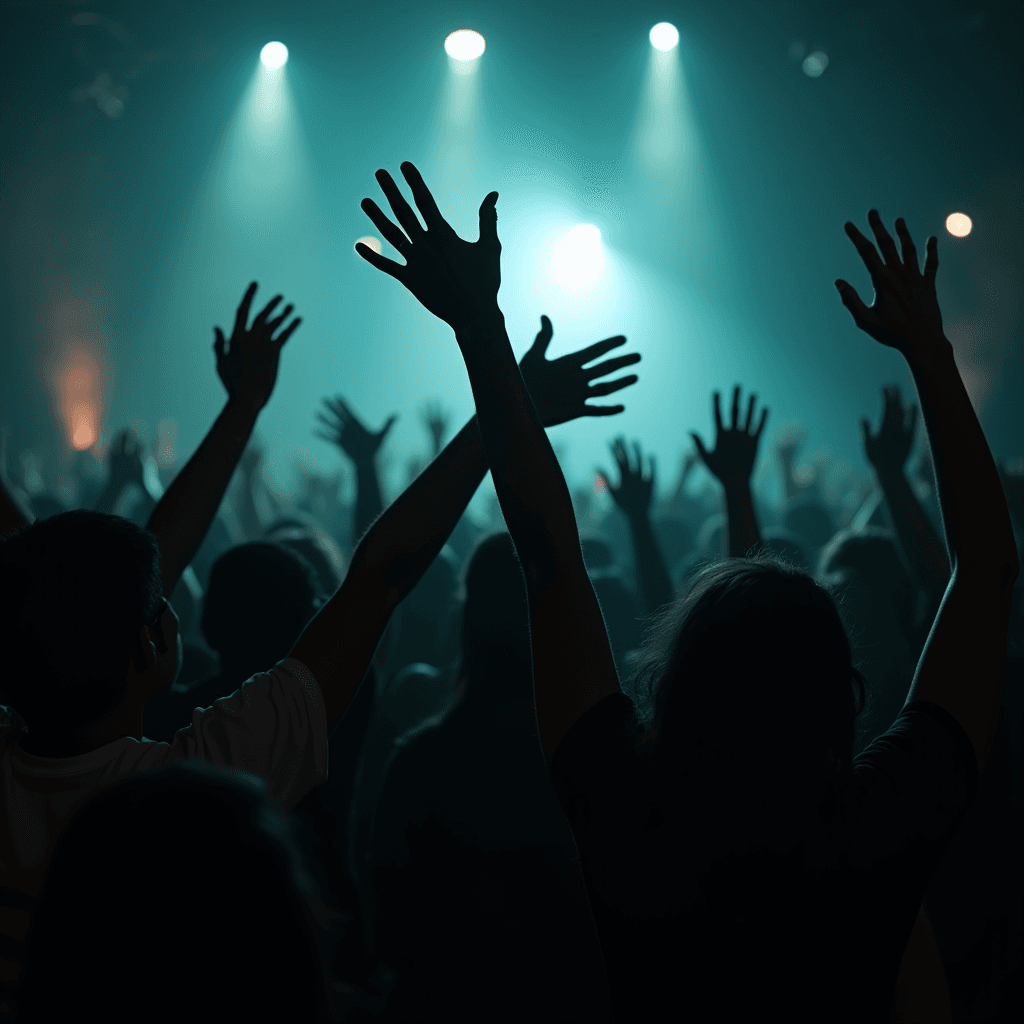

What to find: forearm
left=627, top=512, right=674, bottom=615
left=722, top=480, right=762, bottom=559
left=876, top=466, right=949, bottom=591
left=353, top=463, right=385, bottom=542
left=146, top=397, right=260, bottom=596
left=908, top=342, right=1017, bottom=578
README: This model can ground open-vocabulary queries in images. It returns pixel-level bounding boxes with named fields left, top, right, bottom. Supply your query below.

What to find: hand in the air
left=835, top=211, right=944, bottom=355
left=316, top=397, right=397, bottom=468
left=863, top=384, right=918, bottom=475
left=422, top=402, right=450, bottom=458
left=601, top=437, right=655, bottom=520
left=356, top=162, right=500, bottom=333
left=107, top=429, right=146, bottom=487
left=692, top=386, right=768, bottom=486
left=519, top=315, right=640, bottom=427
left=214, top=282, right=302, bottom=411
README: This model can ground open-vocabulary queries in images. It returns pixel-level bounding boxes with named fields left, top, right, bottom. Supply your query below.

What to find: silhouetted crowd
left=1, top=168, right=1021, bottom=1022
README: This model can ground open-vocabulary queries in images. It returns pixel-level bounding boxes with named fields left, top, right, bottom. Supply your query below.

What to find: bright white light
left=555, top=224, right=605, bottom=290
left=355, top=236, right=382, bottom=254
left=802, top=51, right=828, bottom=77
left=649, top=23, right=680, bottom=51
left=260, top=42, right=289, bottom=69
left=445, top=29, right=485, bottom=61
left=946, top=212, right=972, bottom=237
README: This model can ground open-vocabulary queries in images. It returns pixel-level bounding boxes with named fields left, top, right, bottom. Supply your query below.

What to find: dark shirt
left=551, top=694, right=977, bottom=1022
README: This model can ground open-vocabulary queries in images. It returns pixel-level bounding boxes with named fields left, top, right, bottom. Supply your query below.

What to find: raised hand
left=835, top=211, right=943, bottom=353
left=422, top=402, right=449, bottom=458
left=863, top=385, right=918, bottom=475
left=214, top=282, right=302, bottom=411
left=692, top=386, right=769, bottom=485
left=316, top=397, right=397, bottom=468
left=519, top=315, right=640, bottom=427
left=355, top=162, right=500, bottom=332
left=107, top=429, right=146, bottom=488
left=602, top=437, right=655, bottom=520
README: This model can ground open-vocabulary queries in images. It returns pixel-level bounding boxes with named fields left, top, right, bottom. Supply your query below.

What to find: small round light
left=649, top=22, right=680, bottom=51
left=444, top=29, right=486, bottom=61
left=260, top=42, right=289, bottom=69
left=355, top=236, right=382, bottom=255
left=802, top=51, right=829, bottom=77
left=945, top=212, right=972, bottom=238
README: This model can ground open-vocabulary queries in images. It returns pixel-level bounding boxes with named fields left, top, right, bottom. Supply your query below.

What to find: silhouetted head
left=29, top=494, right=67, bottom=520
left=388, top=545, right=460, bottom=671
left=0, top=510, right=173, bottom=731
left=817, top=528, right=914, bottom=641
left=631, top=553, right=863, bottom=813
left=201, top=542, right=319, bottom=680
left=20, top=762, right=329, bottom=1021
left=761, top=527, right=809, bottom=570
left=265, top=519, right=346, bottom=600
left=459, top=532, right=531, bottom=687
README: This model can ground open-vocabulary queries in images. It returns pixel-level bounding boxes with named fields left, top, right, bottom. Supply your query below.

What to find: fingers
left=266, top=303, right=293, bottom=334
left=843, top=222, right=887, bottom=281
left=374, top=168, right=425, bottom=240
left=587, top=374, right=639, bottom=397
left=633, top=442, right=644, bottom=477
left=325, top=396, right=353, bottom=422
left=583, top=404, right=626, bottom=417
left=356, top=240, right=406, bottom=281
left=274, top=317, right=302, bottom=348
left=478, top=191, right=499, bottom=244
left=253, top=294, right=283, bottom=328
left=744, top=392, right=756, bottom=433
left=400, top=162, right=446, bottom=230
left=378, top=414, right=398, bottom=439
left=923, top=236, right=939, bottom=286
left=572, top=336, right=628, bottom=367
left=213, top=327, right=226, bottom=360
left=584, top=353, right=641, bottom=381
left=861, top=418, right=873, bottom=447
left=867, top=209, right=900, bottom=266
left=610, top=437, right=628, bottom=469
left=360, top=199, right=411, bottom=256
left=234, top=282, right=258, bottom=335
left=712, top=392, right=723, bottom=436
left=894, top=218, right=919, bottom=272
left=529, top=315, right=554, bottom=356
left=731, top=386, right=740, bottom=430
left=834, top=279, right=872, bottom=327
left=754, top=407, right=769, bottom=439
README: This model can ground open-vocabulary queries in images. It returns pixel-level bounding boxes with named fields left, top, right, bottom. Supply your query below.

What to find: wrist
left=224, top=394, right=264, bottom=422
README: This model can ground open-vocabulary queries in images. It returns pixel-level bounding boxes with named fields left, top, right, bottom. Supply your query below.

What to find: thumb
left=835, top=280, right=869, bottom=325
left=213, top=327, right=226, bottom=359
left=380, top=414, right=398, bottom=439
left=531, top=315, right=553, bottom=355
left=860, top=418, right=873, bottom=448
left=478, top=192, right=499, bottom=244
left=691, top=433, right=709, bottom=466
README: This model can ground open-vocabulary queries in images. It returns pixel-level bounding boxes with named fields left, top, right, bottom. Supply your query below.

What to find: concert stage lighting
left=260, top=42, right=289, bottom=69
left=945, top=213, right=972, bottom=237
left=649, top=23, right=679, bottom=51
left=556, top=224, right=605, bottom=290
left=444, top=30, right=485, bottom=61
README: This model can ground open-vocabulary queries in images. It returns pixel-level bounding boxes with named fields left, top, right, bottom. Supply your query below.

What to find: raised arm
left=862, top=385, right=949, bottom=593
left=316, top=398, right=396, bottom=542
left=836, top=210, right=1019, bottom=771
left=146, top=282, right=301, bottom=597
left=692, top=386, right=768, bottom=558
left=292, top=311, right=638, bottom=727
left=602, top=437, right=674, bottom=615
left=347, top=165, right=627, bottom=753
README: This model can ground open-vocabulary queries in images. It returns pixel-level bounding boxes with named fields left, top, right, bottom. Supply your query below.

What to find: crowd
left=0, top=164, right=1021, bottom=1022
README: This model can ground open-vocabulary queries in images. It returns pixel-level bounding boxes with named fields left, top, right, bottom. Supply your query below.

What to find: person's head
left=265, top=514, right=347, bottom=599
left=20, top=761, right=329, bottom=1021
left=459, top=532, right=531, bottom=685
left=0, top=510, right=178, bottom=735
left=761, top=527, right=809, bottom=570
left=388, top=545, right=460, bottom=671
left=631, top=553, right=863, bottom=812
left=201, top=542, right=319, bottom=680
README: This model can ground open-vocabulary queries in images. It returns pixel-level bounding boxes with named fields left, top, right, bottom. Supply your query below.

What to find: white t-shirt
left=0, top=657, right=327, bottom=920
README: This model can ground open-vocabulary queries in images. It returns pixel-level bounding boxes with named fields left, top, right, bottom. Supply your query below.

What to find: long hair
left=630, top=553, right=865, bottom=814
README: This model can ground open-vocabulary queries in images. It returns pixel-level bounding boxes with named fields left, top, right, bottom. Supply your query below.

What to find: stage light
left=946, top=212, right=972, bottom=237
left=355, top=236, right=382, bottom=254
left=802, top=51, right=828, bottom=77
left=260, top=41, right=289, bottom=69
left=649, top=22, right=679, bottom=51
left=444, top=30, right=485, bottom=61
left=556, top=224, right=605, bottom=290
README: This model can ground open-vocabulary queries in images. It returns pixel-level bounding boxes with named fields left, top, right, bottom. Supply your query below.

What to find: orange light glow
left=57, top=347, right=103, bottom=451
left=594, top=473, right=608, bottom=495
